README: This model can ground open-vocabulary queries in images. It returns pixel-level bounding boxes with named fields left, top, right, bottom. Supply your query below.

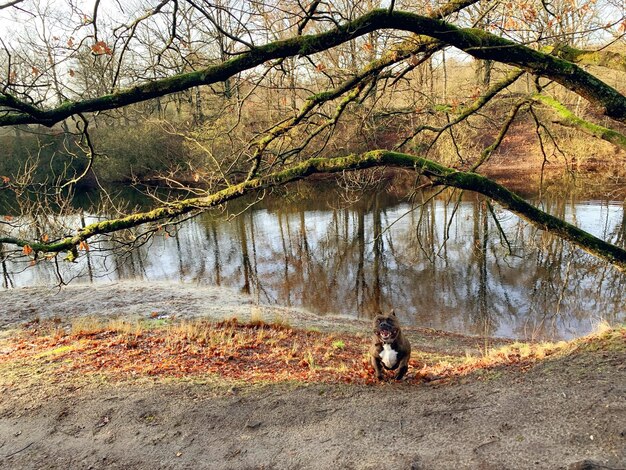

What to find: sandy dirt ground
left=0, top=281, right=625, bottom=470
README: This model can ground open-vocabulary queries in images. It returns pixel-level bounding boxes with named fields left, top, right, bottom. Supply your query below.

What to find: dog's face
left=373, top=310, right=401, bottom=343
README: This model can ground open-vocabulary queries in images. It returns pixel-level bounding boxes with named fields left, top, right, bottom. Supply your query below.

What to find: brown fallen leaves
left=2, top=318, right=380, bottom=385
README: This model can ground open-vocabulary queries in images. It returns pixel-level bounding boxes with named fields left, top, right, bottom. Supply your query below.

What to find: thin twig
left=3, top=441, right=35, bottom=459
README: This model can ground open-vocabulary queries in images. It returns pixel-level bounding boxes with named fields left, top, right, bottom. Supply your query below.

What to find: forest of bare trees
left=1, top=0, right=626, bottom=272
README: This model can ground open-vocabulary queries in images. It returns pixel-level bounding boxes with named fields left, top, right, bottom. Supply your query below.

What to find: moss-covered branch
left=2, top=9, right=625, bottom=127
left=533, top=93, right=626, bottom=151
left=3, top=151, right=625, bottom=271
left=543, top=44, right=626, bottom=73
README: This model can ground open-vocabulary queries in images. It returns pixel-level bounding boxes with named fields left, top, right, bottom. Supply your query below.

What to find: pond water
left=2, top=184, right=625, bottom=340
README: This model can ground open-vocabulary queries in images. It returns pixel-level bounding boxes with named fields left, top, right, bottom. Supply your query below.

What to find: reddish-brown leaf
left=91, top=41, right=112, bottom=56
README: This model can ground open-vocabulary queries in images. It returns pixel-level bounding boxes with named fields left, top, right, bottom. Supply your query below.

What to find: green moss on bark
left=543, top=45, right=626, bottom=73
left=534, top=94, right=626, bottom=150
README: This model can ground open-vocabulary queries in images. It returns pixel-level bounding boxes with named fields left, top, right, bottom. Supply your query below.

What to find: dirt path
left=0, top=282, right=625, bottom=469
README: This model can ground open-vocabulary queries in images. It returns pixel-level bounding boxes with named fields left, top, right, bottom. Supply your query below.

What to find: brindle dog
left=369, top=310, right=411, bottom=380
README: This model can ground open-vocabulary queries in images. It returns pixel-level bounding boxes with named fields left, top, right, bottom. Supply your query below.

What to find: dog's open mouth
left=379, top=329, right=394, bottom=340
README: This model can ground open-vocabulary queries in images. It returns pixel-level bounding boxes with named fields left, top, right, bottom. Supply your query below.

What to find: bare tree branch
left=470, top=98, right=530, bottom=171
left=0, top=0, right=25, bottom=10
left=1, top=9, right=625, bottom=127
left=396, top=68, right=526, bottom=150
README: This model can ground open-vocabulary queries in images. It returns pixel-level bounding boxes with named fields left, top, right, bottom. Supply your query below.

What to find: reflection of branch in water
left=356, top=209, right=366, bottom=313
left=239, top=212, right=272, bottom=304
left=248, top=211, right=261, bottom=305
left=374, top=181, right=440, bottom=248
left=601, top=201, right=626, bottom=250
left=555, top=258, right=573, bottom=317
left=237, top=215, right=251, bottom=295
left=488, top=238, right=516, bottom=320
left=413, top=187, right=448, bottom=263
left=212, top=222, right=222, bottom=286
left=277, top=211, right=291, bottom=307
left=476, top=201, right=490, bottom=334
left=437, top=189, right=463, bottom=259
left=371, top=194, right=383, bottom=312
left=486, top=200, right=515, bottom=258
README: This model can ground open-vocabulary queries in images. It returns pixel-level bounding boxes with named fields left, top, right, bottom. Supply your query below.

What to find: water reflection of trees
left=169, top=191, right=623, bottom=340
left=2, top=189, right=625, bottom=340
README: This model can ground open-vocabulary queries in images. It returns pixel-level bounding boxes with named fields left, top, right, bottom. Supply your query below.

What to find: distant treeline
left=0, top=122, right=189, bottom=186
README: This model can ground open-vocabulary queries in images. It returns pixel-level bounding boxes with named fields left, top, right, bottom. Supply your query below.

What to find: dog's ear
left=388, top=309, right=396, bottom=317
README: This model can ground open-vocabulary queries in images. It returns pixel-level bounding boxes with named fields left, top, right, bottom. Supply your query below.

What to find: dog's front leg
left=370, top=355, right=384, bottom=380
left=394, top=356, right=409, bottom=380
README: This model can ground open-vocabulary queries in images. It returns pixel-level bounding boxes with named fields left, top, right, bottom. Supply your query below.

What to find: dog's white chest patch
left=380, top=344, right=398, bottom=369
